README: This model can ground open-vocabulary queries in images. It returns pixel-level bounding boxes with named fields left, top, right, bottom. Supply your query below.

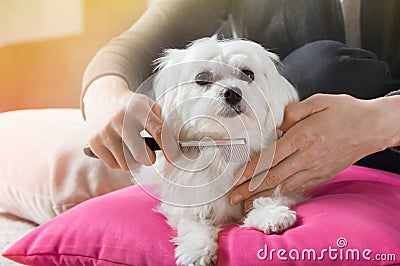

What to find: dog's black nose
left=222, top=87, right=242, bottom=105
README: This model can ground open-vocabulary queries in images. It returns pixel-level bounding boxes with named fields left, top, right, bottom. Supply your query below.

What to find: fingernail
left=230, top=194, right=243, bottom=205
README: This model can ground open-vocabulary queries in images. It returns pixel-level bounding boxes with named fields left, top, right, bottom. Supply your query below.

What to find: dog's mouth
left=231, top=104, right=243, bottom=115
left=218, top=103, right=243, bottom=118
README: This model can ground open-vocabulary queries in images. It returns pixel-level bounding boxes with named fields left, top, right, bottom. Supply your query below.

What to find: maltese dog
left=138, top=37, right=301, bottom=265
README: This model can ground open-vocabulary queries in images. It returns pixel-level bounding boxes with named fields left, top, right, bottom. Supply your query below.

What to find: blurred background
left=0, top=0, right=149, bottom=112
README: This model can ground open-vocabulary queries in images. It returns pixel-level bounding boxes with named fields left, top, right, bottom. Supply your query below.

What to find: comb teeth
left=179, top=138, right=250, bottom=163
left=183, top=145, right=200, bottom=153
left=221, top=143, right=250, bottom=163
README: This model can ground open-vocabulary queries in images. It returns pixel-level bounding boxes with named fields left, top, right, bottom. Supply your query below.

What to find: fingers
left=144, top=109, right=164, bottom=150
left=231, top=143, right=327, bottom=205
left=148, top=100, right=180, bottom=162
left=87, top=90, right=197, bottom=170
left=231, top=151, right=299, bottom=204
left=122, top=96, right=158, bottom=166
left=124, top=127, right=156, bottom=166
left=235, top=146, right=276, bottom=186
left=233, top=129, right=305, bottom=197
left=122, top=142, right=141, bottom=170
left=230, top=94, right=345, bottom=208
left=88, top=139, right=120, bottom=169
left=123, top=95, right=179, bottom=166
left=151, top=101, right=162, bottom=118
left=149, top=99, right=180, bottom=162
left=144, top=105, right=179, bottom=163
left=234, top=169, right=331, bottom=208
left=231, top=95, right=329, bottom=205
left=102, top=129, right=130, bottom=170
left=296, top=176, right=330, bottom=195
left=281, top=170, right=333, bottom=197
left=279, top=94, right=329, bottom=131
left=88, top=127, right=139, bottom=170
left=145, top=99, right=164, bottom=149
left=234, top=154, right=260, bottom=185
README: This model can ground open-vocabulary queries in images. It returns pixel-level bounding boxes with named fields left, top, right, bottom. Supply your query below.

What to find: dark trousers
left=279, top=40, right=400, bottom=174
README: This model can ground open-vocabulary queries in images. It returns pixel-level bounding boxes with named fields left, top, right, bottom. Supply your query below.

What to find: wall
left=0, top=0, right=148, bottom=112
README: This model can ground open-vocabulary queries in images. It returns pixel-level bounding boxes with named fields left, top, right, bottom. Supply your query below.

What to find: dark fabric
left=361, top=0, right=400, bottom=80
left=280, top=40, right=400, bottom=100
left=248, top=0, right=345, bottom=58
left=280, top=40, right=400, bottom=174
left=265, top=0, right=400, bottom=78
left=357, top=150, right=400, bottom=175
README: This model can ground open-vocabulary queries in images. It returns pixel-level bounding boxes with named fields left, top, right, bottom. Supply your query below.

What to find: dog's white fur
left=151, top=38, right=300, bottom=265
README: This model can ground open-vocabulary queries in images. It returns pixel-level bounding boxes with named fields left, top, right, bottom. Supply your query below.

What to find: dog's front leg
left=242, top=193, right=302, bottom=234
left=173, top=218, right=220, bottom=266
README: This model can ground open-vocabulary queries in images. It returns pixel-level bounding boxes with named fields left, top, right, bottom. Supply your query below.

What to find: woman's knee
left=280, top=40, right=397, bottom=100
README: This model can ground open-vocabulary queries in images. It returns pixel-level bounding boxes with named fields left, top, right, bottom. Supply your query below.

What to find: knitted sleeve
left=80, top=0, right=231, bottom=114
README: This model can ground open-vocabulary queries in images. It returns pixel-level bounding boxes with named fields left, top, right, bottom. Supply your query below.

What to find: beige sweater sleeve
left=81, top=0, right=231, bottom=112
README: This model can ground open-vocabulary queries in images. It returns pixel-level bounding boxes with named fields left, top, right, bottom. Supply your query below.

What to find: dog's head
left=153, top=38, right=298, bottom=151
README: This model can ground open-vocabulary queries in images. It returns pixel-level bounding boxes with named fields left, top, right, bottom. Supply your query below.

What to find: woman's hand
left=83, top=75, right=178, bottom=170
left=230, top=94, right=400, bottom=208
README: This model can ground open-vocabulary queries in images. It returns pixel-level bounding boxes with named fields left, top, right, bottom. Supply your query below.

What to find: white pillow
left=0, top=109, right=132, bottom=224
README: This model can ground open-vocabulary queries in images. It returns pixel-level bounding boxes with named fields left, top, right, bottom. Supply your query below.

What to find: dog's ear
left=153, top=48, right=187, bottom=71
left=152, top=48, right=187, bottom=115
left=263, top=50, right=280, bottom=66
left=260, top=51, right=299, bottom=130
left=267, top=74, right=298, bottom=130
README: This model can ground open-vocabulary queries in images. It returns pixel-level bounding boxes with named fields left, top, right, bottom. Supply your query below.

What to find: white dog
left=148, top=38, right=300, bottom=265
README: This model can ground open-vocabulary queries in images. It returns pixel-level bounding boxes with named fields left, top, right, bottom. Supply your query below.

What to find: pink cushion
left=3, top=165, right=400, bottom=265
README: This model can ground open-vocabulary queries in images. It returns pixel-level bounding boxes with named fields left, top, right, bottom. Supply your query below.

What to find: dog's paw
left=175, top=240, right=218, bottom=266
left=242, top=198, right=296, bottom=234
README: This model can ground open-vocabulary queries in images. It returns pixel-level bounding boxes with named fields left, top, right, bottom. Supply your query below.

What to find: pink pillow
left=3, top=165, right=400, bottom=265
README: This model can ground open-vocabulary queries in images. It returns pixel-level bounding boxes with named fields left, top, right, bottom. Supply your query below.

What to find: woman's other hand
left=231, top=94, right=400, bottom=208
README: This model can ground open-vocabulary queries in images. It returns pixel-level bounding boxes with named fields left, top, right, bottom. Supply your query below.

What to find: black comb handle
left=83, top=137, right=160, bottom=159
left=143, top=137, right=161, bottom=151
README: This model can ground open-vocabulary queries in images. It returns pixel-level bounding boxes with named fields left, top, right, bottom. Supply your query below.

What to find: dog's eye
left=240, top=69, right=254, bottom=82
left=195, top=71, right=213, bottom=86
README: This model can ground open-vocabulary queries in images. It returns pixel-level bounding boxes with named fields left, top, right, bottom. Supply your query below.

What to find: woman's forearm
left=374, top=93, right=400, bottom=149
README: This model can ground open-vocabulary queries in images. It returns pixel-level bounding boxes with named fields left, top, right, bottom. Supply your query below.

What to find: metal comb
left=83, top=137, right=250, bottom=163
